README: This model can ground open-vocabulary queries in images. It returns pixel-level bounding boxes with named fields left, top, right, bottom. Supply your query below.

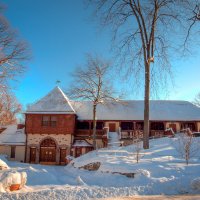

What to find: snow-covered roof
left=0, top=125, right=26, bottom=145
left=25, top=87, right=200, bottom=121
left=26, top=86, right=75, bottom=114
left=73, top=140, right=92, bottom=147
left=72, top=100, right=200, bottom=121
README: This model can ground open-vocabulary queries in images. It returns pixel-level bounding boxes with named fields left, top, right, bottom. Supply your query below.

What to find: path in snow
left=108, top=132, right=120, bottom=147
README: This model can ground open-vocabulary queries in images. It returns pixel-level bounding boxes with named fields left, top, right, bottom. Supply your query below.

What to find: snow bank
left=0, top=171, right=27, bottom=192
left=0, top=136, right=199, bottom=198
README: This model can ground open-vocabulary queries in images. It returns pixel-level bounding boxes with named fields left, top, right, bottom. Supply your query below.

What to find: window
left=10, top=146, right=16, bottom=158
left=150, top=122, right=164, bottom=130
left=77, top=121, right=89, bottom=130
left=51, top=116, right=57, bottom=127
left=121, top=122, right=133, bottom=130
left=42, top=116, right=57, bottom=127
left=42, top=116, right=50, bottom=126
left=91, top=122, right=104, bottom=130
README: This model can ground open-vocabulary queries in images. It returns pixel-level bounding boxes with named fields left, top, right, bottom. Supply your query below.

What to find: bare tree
left=133, top=131, right=142, bottom=163
left=0, top=87, right=21, bottom=126
left=193, top=92, right=200, bottom=107
left=88, top=0, right=194, bottom=149
left=174, top=131, right=200, bottom=165
left=184, top=3, right=200, bottom=45
left=67, top=55, right=119, bottom=149
left=0, top=6, right=29, bottom=89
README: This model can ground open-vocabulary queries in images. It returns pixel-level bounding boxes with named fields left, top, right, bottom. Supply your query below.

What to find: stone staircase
left=108, top=132, right=120, bottom=147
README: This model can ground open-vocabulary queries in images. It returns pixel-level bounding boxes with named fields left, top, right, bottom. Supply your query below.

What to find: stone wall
left=26, top=134, right=72, bottom=164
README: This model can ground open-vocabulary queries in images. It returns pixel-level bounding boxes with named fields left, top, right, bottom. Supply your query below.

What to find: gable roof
left=0, top=125, right=25, bottom=145
left=26, top=86, right=75, bottom=114
left=25, top=87, right=200, bottom=121
left=72, top=100, right=200, bottom=121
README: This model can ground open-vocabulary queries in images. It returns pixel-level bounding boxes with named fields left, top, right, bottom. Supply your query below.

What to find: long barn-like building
left=24, top=86, right=200, bottom=165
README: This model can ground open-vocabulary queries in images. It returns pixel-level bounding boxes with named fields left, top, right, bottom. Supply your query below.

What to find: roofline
left=57, top=86, right=76, bottom=113
left=72, top=100, right=192, bottom=103
left=0, top=143, right=25, bottom=145
left=25, top=111, right=76, bottom=114
left=77, top=118, right=200, bottom=121
left=25, top=86, right=76, bottom=113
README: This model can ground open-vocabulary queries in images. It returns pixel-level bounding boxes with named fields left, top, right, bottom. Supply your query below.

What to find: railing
left=75, top=129, right=104, bottom=138
left=120, top=130, right=143, bottom=139
left=120, top=130, right=165, bottom=139
left=150, top=130, right=165, bottom=137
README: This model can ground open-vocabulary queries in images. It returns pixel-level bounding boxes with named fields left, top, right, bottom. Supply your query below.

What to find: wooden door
left=40, top=148, right=56, bottom=162
left=75, top=147, right=82, bottom=157
left=169, top=123, right=177, bottom=132
left=30, top=148, right=36, bottom=163
left=60, top=149, right=67, bottom=164
left=109, top=123, right=116, bottom=132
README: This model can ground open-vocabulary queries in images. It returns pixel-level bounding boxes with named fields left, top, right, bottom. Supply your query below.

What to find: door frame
left=109, top=123, right=116, bottom=132
left=60, top=148, right=67, bottom=165
left=39, top=138, right=57, bottom=164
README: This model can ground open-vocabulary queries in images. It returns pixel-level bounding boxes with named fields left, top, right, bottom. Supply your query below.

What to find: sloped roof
left=26, top=86, right=75, bottom=114
left=0, top=125, right=25, bottom=145
left=71, top=100, right=200, bottom=121
left=25, top=87, right=200, bottom=121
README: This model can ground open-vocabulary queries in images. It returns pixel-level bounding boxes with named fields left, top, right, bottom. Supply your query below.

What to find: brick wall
left=25, top=114, right=76, bottom=135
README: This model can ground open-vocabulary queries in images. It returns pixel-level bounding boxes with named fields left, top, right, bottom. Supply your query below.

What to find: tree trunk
left=93, top=104, right=97, bottom=149
left=143, top=62, right=150, bottom=149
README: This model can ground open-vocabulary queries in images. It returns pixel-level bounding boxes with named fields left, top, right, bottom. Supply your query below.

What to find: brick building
left=24, top=86, right=200, bottom=165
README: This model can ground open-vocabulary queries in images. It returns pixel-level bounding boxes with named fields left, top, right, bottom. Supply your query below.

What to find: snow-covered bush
left=0, top=171, right=27, bottom=192
left=191, top=178, right=200, bottom=190
left=0, top=159, right=9, bottom=170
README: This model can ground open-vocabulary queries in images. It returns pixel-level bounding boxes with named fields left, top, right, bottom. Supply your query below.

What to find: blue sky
left=2, top=0, right=200, bottom=108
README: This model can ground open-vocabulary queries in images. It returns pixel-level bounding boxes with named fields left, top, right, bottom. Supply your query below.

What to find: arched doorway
left=40, top=138, right=56, bottom=163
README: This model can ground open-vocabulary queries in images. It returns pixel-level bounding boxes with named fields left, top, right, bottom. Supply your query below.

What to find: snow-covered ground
left=0, top=136, right=200, bottom=199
